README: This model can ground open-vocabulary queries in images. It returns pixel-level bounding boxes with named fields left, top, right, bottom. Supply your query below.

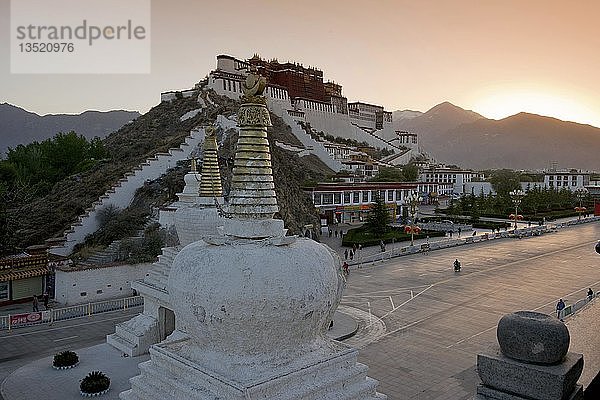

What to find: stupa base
left=120, top=335, right=386, bottom=400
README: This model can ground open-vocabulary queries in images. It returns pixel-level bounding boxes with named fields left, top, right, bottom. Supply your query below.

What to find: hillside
left=0, top=103, right=140, bottom=157
left=395, top=102, right=600, bottom=170
left=5, top=89, right=332, bottom=253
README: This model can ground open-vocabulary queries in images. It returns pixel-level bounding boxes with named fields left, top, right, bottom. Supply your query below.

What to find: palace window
left=322, top=194, right=334, bottom=205
left=362, top=191, right=369, bottom=202
left=387, top=190, right=394, bottom=201
left=0, top=282, right=8, bottom=300
left=313, top=194, right=321, bottom=205
left=334, top=193, right=341, bottom=204
left=353, top=192, right=360, bottom=203
left=344, top=192, right=351, bottom=204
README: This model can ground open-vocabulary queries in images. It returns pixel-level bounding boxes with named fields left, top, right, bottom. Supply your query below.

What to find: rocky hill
left=6, top=90, right=332, bottom=253
left=395, top=102, right=600, bottom=170
left=0, top=103, right=140, bottom=157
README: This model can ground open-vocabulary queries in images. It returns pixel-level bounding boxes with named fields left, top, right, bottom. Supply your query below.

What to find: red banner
left=10, top=312, right=42, bottom=326
left=595, top=203, right=600, bottom=216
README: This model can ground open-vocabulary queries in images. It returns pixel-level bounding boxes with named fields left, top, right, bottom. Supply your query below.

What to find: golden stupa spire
left=226, top=71, right=279, bottom=220
left=198, top=126, right=223, bottom=198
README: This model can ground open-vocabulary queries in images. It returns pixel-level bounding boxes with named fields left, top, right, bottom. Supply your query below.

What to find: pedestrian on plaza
left=449, top=230, right=453, bottom=238
left=342, top=261, right=349, bottom=275
left=329, top=229, right=332, bottom=238
left=528, top=220, right=531, bottom=227
left=344, top=249, right=348, bottom=260
left=472, top=230, right=476, bottom=236
left=349, top=250, right=354, bottom=260
left=42, top=292, right=49, bottom=309
left=458, top=227, right=462, bottom=237
left=556, top=299, right=566, bottom=320
left=335, top=230, right=338, bottom=238
left=32, top=295, right=39, bottom=312
left=588, top=288, right=594, bottom=300
left=352, top=243, right=357, bottom=253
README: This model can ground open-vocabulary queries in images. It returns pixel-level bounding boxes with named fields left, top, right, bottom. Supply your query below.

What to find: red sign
left=10, top=312, right=42, bottom=326
left=595, top=203, right=600, bottom=216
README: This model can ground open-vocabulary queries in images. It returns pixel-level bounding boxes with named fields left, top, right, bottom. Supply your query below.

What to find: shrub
left=342, top=226, right=444, bottom=247
left=53, top=350, right=79, bottom=368
left=80, top=371, right=110, bottom=394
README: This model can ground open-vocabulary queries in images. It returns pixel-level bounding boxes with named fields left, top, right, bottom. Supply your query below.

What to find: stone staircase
left=49, top=127, right=206, bottom=257
left=106, top=245, right=181, bottom=356
left=144, top=246, right=180, bottom=291
left=267, top=99, right=343, bottom=172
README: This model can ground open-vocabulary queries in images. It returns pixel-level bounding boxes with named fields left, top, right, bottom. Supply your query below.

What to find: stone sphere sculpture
left=497, top=311, right=570, bottom=365
left=168, top=236, right=343, bottom=357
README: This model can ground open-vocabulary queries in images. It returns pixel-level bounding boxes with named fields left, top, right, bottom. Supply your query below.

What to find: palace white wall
left=55, top=263, right=151, bottom=306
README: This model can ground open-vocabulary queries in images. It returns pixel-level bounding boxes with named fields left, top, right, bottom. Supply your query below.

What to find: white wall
left=54, top=263, right=152, bottom=306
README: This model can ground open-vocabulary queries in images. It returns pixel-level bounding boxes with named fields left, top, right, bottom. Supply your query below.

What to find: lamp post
left=509, top=190, right=525, bottom=230
left=574, top=188, right=588, bottom=221
left=406, top=191, right=422, bottom=246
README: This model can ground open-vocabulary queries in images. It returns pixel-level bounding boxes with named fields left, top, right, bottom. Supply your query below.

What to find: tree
left=371, top=166, right=404, bottom=182
left=402, top=163, right=419, bottom=182
left=366, top=195, right=390, bottom=235
left=488, top=169, right=521, bottom=197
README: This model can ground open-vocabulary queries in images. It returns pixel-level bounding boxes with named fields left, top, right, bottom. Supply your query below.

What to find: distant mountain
left=0, top=103, right=140, bottom=156
left=395, top=102, right=600, bottom=170
left=392, top=109, right=423, bottom=125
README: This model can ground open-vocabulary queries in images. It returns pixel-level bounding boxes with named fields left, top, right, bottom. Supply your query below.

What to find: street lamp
left=574, top=188, right=588, bottom=221
left=509, top=190, right=525, bottom=230
left=405, top=191, right=422, bottom=246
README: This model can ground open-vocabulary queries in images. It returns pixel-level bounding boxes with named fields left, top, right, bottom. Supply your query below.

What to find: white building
left=419, top=165, right=479, bottom=195
left=544, top=170, right=591, bottom=191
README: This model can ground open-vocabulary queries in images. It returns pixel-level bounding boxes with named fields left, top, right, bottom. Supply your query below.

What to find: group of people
left=32, top=292, right=49, bottom=312
left=555, top=288, right=595, bottom=321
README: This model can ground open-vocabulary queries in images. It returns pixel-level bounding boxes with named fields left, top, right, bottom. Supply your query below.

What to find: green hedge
left=342, top=226, right=444, bottom=247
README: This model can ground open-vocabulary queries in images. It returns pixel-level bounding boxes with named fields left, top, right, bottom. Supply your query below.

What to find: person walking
left=588, top=288, right=594, bottom=300
left=342, top=261, right=349, bottom=275
left=349, top=250, right=354, bottom=260
left=42, top=292, right=49, bottom=309
left=334, top=230, right=338, bottom=238
left=32, top=295, right=39, bottom=312
left=556, top=299, right=566, bottom=320
left=453, top=259, right=461, bottom=272
left=344, top=249, right=348, bottom=260
left=458, top=227, right=462, bottom=237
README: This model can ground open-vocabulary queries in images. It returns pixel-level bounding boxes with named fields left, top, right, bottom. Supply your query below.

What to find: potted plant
left=52, top=350, right=79, bottom=370
left=80, top=371, right=110, bottom=397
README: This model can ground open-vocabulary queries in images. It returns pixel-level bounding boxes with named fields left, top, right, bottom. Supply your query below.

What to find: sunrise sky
left=1, top=0, right=599, bottom=128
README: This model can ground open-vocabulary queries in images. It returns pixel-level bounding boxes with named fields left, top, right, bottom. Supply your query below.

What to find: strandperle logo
left=15, top=20, right=147, bottom=46
left=10, top=0, right=151, bottom=74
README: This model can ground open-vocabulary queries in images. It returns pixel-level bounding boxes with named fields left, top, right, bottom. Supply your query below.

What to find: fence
left=0, top=295, right=144, bottom=331
left=350, top=216, right=600, bottom=267
left=559, top=293, right=596, bottom=320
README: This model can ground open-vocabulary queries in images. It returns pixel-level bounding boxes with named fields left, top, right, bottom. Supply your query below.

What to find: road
left=342, top=222, right=600, bottom=400
left=0, top=308, right=141, bottom=400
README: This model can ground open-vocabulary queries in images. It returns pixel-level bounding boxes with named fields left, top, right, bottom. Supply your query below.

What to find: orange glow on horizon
left=470, top=87, right=600, bottom=128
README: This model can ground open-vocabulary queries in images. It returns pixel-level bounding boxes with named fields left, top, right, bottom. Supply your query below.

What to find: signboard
left=595, top=203, right=600, bottom=216
left=10, top=312, right=42, bottom=326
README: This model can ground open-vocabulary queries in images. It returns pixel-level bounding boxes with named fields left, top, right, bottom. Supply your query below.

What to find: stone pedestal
left=474, top=311, right=584, bottom=400
left=121, top=335, right=386, bottom=400
left=476, top=349, right=583, bottom=400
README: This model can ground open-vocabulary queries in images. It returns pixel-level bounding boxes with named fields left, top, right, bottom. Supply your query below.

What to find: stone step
left=106, top=333, right=137, bottom=356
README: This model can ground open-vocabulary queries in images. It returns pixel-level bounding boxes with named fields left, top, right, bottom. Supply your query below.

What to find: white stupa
left=107, top=127, right=225, bottom=356
left=120, top=72, right=386, bottom=399
left=174, top=127, right=225, bottom=246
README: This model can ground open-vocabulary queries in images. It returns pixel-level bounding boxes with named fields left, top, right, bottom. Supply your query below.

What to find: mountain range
left=0, top=103, right=140, bottom=156
left=394, top=102, right=600, bottom=171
